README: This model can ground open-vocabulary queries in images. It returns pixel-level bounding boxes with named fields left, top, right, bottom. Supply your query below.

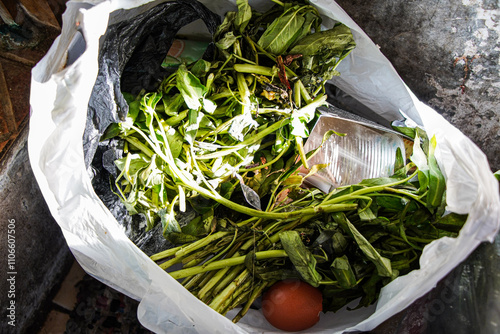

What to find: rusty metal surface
left=0, top=0, right=62, bottom=155
left=0, top=61, right=16, bottom=144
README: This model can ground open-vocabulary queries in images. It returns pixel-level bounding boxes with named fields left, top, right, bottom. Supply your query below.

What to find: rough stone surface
left=335, top=0, right=500, bottom=171
left=0, top=126, right=73, bottom=334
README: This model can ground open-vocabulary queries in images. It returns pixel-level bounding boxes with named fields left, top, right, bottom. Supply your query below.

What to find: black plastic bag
left=84, top=0, right=220, bottom=168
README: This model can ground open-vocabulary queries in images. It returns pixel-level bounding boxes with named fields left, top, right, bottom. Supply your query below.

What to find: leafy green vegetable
left=143, top=142, right=466, bottom=321
left=102, top=0, right=468, bottom=325
left=159, top=207, right=182, bottom=238
left=426, top=136, right=446, bottom=208
left=235, top=0, right=252, bottom=33
left=331, top=255, right=357, bottom=289
left=290, top=23, right=356, bottom=57
left=106, top=0, right=357, bottom=236
left=280, top=230, right=322, bottom=287
left=290, top=23, right=356, bottom=92
left=391, top=125, right=416, bottom=139
left=333, top=212, right=393, bottom=277
left=258, top=5, right=306, bottom=54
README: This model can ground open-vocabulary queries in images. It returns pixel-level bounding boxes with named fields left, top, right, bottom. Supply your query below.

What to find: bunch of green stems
left=150, top=169, right=421, bottom=322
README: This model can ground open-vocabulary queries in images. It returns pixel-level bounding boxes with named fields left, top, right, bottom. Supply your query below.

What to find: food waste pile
left=90, top=0, right=468, bottom=331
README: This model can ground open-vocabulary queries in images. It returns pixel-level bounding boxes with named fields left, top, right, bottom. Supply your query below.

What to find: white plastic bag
left=28, top=0, right=500, bottom=333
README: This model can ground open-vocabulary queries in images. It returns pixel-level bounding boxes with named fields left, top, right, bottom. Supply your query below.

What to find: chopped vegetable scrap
left=102, top=0, right=467, bottom=327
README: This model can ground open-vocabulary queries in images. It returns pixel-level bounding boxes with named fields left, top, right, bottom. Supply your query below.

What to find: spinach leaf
left=176, top=64, right=206, bottom=111
left=333, top=212, right=393, bottom=277
left=433, top=212, right=467, bottom=233
left=290, top=23, right=356, bottom=59
left=162, top=93, right=184, bottom=117
left=160, top=207, right=182, bottom=239
left=258, top=6, right=305, bottom=55
left=279, top=230, right=322, bottom=287
left=426, top=136, right=446, bottom=208
left=331, top=255, right=357, bottom=289
left=216, top=31, right=237, bottom=50
left=235, top=0, right=252, bottom=33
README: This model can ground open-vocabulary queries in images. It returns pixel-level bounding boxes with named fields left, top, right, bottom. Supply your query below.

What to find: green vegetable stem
left=150, top=141, right=466, bottom=320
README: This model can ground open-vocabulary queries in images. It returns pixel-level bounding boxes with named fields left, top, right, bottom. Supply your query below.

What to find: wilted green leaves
left=280, top=231, right=322, bottom=287
left=103, top=0, right=467, bottom=321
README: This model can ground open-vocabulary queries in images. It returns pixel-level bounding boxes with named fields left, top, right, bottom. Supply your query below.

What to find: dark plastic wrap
left=84, top=0, right=220, bottom=253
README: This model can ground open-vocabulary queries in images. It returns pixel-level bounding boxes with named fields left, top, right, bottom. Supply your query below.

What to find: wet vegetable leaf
left=375, top=196, right=406, bottom=211
left=279, top=231, right=322, bottom=287
left=433, top=212, right=467, bottom=233
left=214, top=11, right=236, bottom=41
left=333, top=212, right=393, bottom=277
left=331, top=231, right=349, bottom=255
left=426, top=136, right=446, bottom=208
left=404, top=208, right=430, bottom=226
left=392, top=125, right=416, bottom=139
left=410, top=135, right=429, bottom=171
left=160, top=207, right=182, bottom=239
left=185, top=109, right=201, bottom=145
left=358, top=199, right=377, bottom=221
left=139, top=155, right=163, bottom=188
left=258, top=7, right=305, bottom=55
left=176, top=64, right=206, bottom=111
left=181, top=208, right=214, bottom=237
left=216, top=31, right=237, bottom=50
left=165, top=127, right=184, bottom=158
left=331, top=255, right=357, bottom=289
left=162, top=93, right=184, bottom=117
left=290, top=23, right=355, bottom=59
left=167, top=232, right=200, bottom=244
left=294, top=11, right=320, bottom=42
left=359, top=176, right=406, bottom=187
left=290, top=95, right=327, bottom=137
left=235, top=0, right=252, bottom=33
left=417, top=170, right=429, bottom=195
left=191, top=59, right=212, bottom=78
left=322, top=288, right=363, bottom=313
left=354, top=274, right=382, bottom=309
left=393, top=147, right=406, bottom=178
left=114, top=153, right=149, bottom=178
left=101, top=123, right=122, bottom=141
